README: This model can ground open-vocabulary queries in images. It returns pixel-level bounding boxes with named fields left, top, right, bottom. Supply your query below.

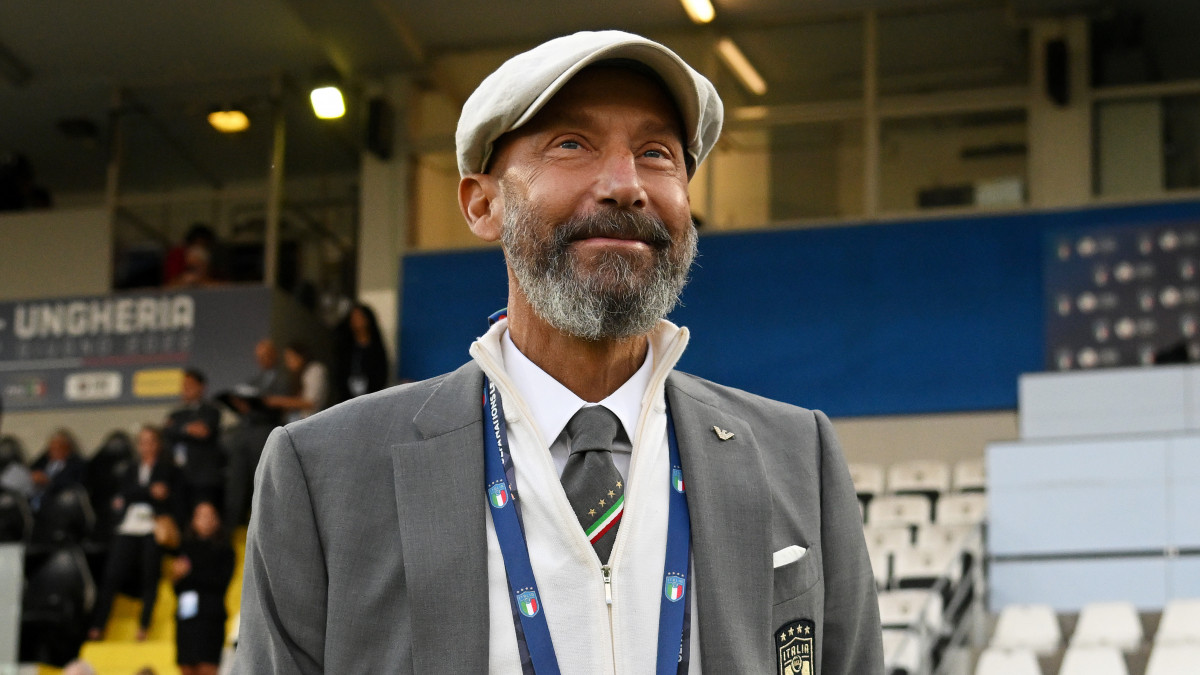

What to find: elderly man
left=235, top=31, right=881, bottom=674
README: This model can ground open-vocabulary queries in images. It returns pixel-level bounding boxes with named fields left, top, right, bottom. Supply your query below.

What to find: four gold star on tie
left=599, top=499, right=606, bottom=507
left=588, top=509, right=596, bottom=516
left=615, top=481, right=622, bottom=488
left=608, top=489, right=616, bottom=498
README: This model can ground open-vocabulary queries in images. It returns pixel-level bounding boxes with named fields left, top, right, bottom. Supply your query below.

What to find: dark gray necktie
left=561, top=406, right=627, bottom=563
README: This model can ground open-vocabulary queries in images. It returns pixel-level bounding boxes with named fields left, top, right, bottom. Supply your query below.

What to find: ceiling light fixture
left=716, top=37, right=767, bottom=96
left=680, top=0, right=715, bottom=24
left=310, top=85, right=346, bottom=119
left=207, top=109, right=250, bottom=133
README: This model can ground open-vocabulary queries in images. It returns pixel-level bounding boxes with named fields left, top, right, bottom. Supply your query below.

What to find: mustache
left=554, top=208, right=673, bottom=249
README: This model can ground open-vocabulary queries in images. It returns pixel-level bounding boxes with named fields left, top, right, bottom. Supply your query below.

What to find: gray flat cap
left=455, top=30, right=724, bottom=178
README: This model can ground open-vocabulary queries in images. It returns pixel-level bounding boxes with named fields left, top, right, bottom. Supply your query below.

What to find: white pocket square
left=773, top=544, right=808, bottom=568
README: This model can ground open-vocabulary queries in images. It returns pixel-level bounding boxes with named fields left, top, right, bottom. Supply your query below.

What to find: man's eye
left=644, top=149, right=665, bottom=159
left=559, top=140, right=582, bottom=150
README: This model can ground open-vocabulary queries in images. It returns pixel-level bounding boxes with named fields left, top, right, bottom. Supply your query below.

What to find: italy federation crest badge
left=776, top=618, right=815, bottom=675
left=488, top=483, right=509, bottom=509
left=671, top=468, right=685, bottom=493
left=517, top=590, right=540, bottom=618
left=663, top=574, right=686, bottom=602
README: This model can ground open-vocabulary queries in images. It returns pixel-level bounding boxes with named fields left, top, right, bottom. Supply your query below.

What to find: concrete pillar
left=356, top=75, right=413, bottom=379
left=1027, top=16, right=1092, bottom=208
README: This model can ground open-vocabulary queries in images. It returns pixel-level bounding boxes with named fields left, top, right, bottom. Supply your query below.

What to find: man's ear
left=459, top=173, right=502, bottom=242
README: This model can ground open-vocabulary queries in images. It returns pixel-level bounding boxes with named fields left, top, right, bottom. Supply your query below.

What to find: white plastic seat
left=893, top=542, right=962, bottom=587
left=1059, top=645, right=1129, bottom=675
left=848, top=462, right=886, bottom=497
left=952, top=457, right=986, bottom=492
left=887, top=460, right=951, bottom=496
left=916, top=522, right=974, bottom=550
left=882, top=628, right=926, bottom=674
left=877, top=589, right=943, bottom=632
left=974, top=647, right=1042, bottom=675
left=865, top=542, right=891, bottom=589
left=935, top=493, right=987, bottom=525
left=868, top=495, right=932, bottom=527
left=1145, top=643, right=1200, bottom=675
left=991, top=603, right=1062, bottom=655
left=864, top=524, right=913, bottom=551
left=1156, top=597, right=1200, bottom=645
left=1071, top=601, right=1143, bottom=652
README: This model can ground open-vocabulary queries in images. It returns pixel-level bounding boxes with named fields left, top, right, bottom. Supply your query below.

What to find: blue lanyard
left=482, top=377, right=692, bottom=674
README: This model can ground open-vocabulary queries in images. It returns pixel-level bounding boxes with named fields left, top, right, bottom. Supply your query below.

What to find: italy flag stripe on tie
left=584, top=495, right=624, bottom=543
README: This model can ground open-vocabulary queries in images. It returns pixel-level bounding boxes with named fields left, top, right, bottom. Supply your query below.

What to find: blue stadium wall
left=399, top=200, right=1200, bottom=417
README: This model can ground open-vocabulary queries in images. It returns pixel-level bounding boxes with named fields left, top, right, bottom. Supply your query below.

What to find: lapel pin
left=712, top=426, right=735, bottom=441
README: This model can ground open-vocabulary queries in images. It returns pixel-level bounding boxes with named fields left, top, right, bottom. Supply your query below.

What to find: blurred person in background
left=164, top=223, right=226, bottom=286
left=223, top=338, right=289, bottom=526
left=171, top=501, right=235, bottom=675
left=89, top=425, right=179, bottom=642
left=163, top=369, right=224, bottom=515
left=333, top=302, right=390, bottom=404
left=29, top=428, right=85, bottom=511
left=264, top=342, right=328, bottom=423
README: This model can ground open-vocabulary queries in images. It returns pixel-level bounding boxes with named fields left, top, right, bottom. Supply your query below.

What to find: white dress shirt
left=501, top=329, right=651, bottom=479
left=469, top=319, right=702, bottom=674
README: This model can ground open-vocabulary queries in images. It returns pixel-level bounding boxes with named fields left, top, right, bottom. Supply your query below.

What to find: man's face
left=181, top=374, right=203, bottom=403
left=487, top=67, right=697, bottom=340
left=256, top=339, right=277, bottom=369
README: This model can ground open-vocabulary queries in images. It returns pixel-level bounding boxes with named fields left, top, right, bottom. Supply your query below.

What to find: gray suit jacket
left=234, top=362, right=883, bottom=674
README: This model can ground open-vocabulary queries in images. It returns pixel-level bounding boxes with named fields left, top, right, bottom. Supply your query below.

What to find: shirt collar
left=501, top=329, right=653, bottom=448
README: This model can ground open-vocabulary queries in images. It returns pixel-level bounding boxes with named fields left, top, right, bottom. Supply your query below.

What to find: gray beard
left=500, top=187, right=697, bottom=341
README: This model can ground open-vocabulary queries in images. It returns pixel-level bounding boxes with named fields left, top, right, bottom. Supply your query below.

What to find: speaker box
left=366, top=96, right=393, bottom=160
left=1045, top=39, right=1070, bottom=106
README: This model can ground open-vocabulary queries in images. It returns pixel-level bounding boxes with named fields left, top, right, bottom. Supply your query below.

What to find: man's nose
left=596, top=150, right=647, bottom=209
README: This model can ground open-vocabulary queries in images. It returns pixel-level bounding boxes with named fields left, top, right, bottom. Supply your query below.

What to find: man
left=236, top=30, right=881, bottom=674
left=223, top=338, right=289, bottom=526
left=163, top=368, right=223, bottom=515
left=29, top=428, right=85, bottom=511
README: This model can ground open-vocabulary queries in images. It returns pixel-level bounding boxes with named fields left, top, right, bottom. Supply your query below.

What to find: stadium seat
left=935, top=493, right=987, bottom=525
left=952, top=458, right=986, bottom=492
left=974, top=647, right=1042, bottom=675
left=1155, top=597, right=1200, bottom=645
left=0, top=435, right=26, bottom=467
left=864, top=524, right=914, bottom=551
left=866, top=543, right=892, bottom=589
left=0, top=488, right=33, bottom=543
left=1144, top=643, right=1200, bottom=675
left=1059, top=645, right=1130, bottom=675
left=1070, top=601, right=1143, bottom=652
left=848, top=462, right=886, bottom=515
left=916, top=523, right=975, bottom=550
left=893, top=542, right=962, bottom=589
left=887, top=460, right=951, bottom=500
left=19, top=545, right=96, bottom=667
left=882, top=628, right=925, bottom=675
left=877, top=589, right=943, bottom=632
left=868, top=495, right=932, bottom=527
left=991, top=603, right=1062, bottom=655
left=31, top=484, right=95, bottom=547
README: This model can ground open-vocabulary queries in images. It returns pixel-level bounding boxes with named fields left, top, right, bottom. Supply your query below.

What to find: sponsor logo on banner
left=64, top=371, right=122, bottom=402
left=671, top=468, right=685, bottom=493
left=517, top=590, right=540, bottom=618
left=664, top=574, right=686, bottom=602
left=488, top=483, right=509, bottom=509
left=776, top=619, right=815, bottom=675
left=133, top=368, right=183, bottom=398
left=2, top=378, right=48, bottom=403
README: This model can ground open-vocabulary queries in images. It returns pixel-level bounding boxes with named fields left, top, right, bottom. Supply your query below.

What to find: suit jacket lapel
left=391, top=362, right=490, bottom=673
left=667, top=373, right=773, bottom=672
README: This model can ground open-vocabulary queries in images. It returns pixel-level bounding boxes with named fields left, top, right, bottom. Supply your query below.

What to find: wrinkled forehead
left=486, top=60, right=689, bottom=174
